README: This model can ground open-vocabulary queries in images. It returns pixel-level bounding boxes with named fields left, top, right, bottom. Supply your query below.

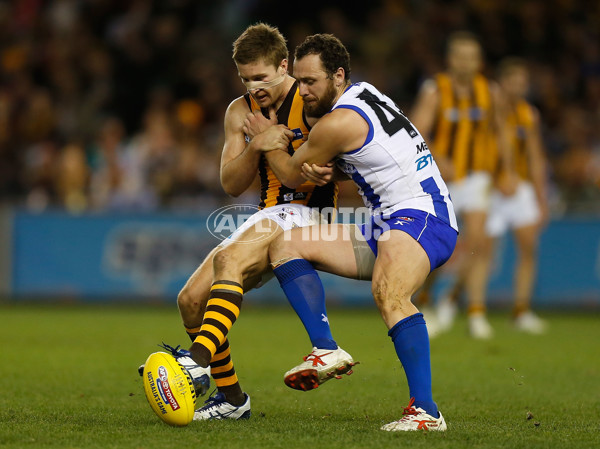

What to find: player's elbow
left=220, top=177, right=245, bottom=197
left=222, top=184, right=244, bottom=198
left=279, top=162, right=305, bottom=189
left=280, top=175, right=303, bottom=189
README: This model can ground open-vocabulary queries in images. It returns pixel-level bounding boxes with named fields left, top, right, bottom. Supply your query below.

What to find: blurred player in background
left=483, top=57, right=548, bottom=333
left=170, top=23, right=356, bottom=420
left=247, top=33, right=457, bottom=431
left=410, top=31, right=514, bottom=339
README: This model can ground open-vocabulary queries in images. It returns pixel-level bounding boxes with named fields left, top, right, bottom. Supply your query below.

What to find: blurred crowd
left=0, top=0, right=598, bottom=214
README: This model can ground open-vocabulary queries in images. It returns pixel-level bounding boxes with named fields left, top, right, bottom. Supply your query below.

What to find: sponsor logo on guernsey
left=445, top=108, right=460, bottom=122
left=468, top=107, right=484, bottom=120
left=283, top=193, right=307, bottom=202
left=157, top=366, right=181, bottom=411
left=444, top=108, right=484, bottom=121
left=416, top=141, right=429, bottom=153
left=290, top=128, right=304, bottom=141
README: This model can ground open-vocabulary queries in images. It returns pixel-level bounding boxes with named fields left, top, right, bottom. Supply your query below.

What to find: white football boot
left=514, top=310, right=547, bottom=334
left=176, top=354, right=211, bottom=397
left=381, top=398, right=447, bottom=432
left=468, top=313, right=494, bottom=339
left=156, top=343, right=211, bottom=396
left=194, top=392, right=251, bottom=420
left=284, top=347, right=358, bottom=391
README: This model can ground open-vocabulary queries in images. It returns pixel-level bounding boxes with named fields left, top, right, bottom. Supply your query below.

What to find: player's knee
left=177, top=286, right=194, bottom=313
left=371, top=280, right=388, bottom=308
left=268, top=232, right=298, bottom=267
left=372, top=277, right=413, bottom=311
left=177, top=286, right=208, bottom=323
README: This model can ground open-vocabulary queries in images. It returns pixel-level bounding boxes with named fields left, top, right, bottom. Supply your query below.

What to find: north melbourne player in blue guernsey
left=244, top=33, right=458, bottom=431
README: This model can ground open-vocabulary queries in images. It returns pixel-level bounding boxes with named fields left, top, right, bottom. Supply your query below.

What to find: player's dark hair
left=294, top=33, right=351, bottom=81
left=232, top=23, right=288, bottom=68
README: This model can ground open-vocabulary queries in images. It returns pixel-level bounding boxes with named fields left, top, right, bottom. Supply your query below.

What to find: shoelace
left=400, top=397, right=418, bottom=420
left=201, top=391, right=227, bottom=409
left=303, top=350, right=333, bottom=367
left=158, top=342, right=188, bottom=358
left=397, top=398, right=438, bottom=429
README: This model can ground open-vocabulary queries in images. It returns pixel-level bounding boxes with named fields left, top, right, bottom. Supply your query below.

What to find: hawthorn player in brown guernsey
left=481, top=57, right=549, bottom=334
left=410, top=31, right=514, bottom=339
left=166, top=23, right=353, bottom=421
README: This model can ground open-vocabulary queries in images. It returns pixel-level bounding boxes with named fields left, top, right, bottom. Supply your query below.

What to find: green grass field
left=0, top=303, right=598, bottom=449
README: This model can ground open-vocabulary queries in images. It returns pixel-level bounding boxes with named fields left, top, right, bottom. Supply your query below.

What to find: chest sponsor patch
left=291, top=128, right=304, bottom=141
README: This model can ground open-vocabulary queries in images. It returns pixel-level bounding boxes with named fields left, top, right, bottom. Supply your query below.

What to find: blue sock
left=388, top=313, right=438, bottom=417
left=273, top=259, right=337, bottom=350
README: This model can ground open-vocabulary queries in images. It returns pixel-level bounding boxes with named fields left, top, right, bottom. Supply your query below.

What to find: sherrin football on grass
left=142, top=351, right=196, bottom=426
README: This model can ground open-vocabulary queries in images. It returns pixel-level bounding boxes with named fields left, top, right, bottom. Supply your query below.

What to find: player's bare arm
left=244, top=107, right=340, bottom=186
left=300, top=162, right=348, bottom=186
left=490, top=81, right=518, bottom=195
left=410, top=79, right=439, bottom=136
left=410, top=80, right=454, bottom=180
left=220, top=98, right=264, bottom=197
left=259, top=108, right=368, bottom=188
left=242, top=108, right=294, bottom=154
left=242, top=107, right=277, bottom=138
left=526, top=107, right=549, bottom=223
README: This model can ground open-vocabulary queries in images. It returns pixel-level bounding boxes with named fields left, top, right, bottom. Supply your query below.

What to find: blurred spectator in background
left=0, top=0, right=597, bottom=215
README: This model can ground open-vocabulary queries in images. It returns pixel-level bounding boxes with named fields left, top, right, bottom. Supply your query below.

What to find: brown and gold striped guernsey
left=244, top=81, right=338, bottom=212
left=506, top=99, right=534, bottom=180
left=431, top=72, right=495, bottom=180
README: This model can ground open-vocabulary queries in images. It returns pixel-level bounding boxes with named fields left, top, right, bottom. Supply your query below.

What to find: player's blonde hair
left=232, top=23, right=288, bottom=68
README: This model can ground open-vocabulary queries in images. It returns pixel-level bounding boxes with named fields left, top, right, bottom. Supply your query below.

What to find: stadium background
left=0, top=0, right=598, bottom=308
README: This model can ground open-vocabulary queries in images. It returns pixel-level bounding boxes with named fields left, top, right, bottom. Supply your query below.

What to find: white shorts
left=447, top=171, right=492, bottom=215
left=217, top=204, right=327, bottom=287
left=219, top=204, right=326, bottom=245
left=486, top=181, right=540, bottom=237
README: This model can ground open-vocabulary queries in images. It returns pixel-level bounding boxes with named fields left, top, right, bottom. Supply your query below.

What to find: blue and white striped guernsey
left=333, top=82, right=458, bottom=231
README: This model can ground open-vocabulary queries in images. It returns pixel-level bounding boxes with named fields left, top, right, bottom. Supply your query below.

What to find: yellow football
left=142, top=351, right=197, bottom=426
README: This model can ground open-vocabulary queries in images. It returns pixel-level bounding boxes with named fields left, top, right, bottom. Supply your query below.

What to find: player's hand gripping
left=301, top=162, right=336, bottom=186
left=244, top=108, right=293, bottom=152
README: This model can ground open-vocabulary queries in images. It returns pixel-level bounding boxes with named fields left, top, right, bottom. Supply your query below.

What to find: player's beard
left=303, top=81, right=338, bottom=118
